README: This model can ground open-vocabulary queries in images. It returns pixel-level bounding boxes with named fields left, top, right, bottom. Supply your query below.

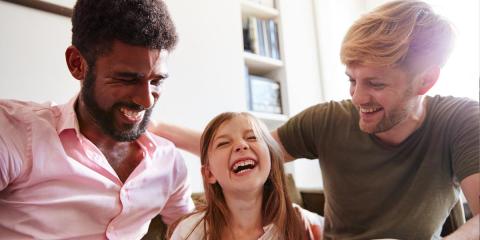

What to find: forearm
left=443, top=214, right=479, bottom=240
left=149, top=122, right=202, bottom=156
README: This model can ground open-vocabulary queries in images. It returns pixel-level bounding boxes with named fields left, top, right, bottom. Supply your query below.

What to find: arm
left=443, top=173, right=479, bottom=240
left=149, top=122, right=202, bottom=157
left=271, top=130, right=295, bottom=162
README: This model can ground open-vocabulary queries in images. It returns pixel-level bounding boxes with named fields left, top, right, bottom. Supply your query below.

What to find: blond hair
left=340, top=0, right=455, bottom=73
left=171, top=112, right=306, bottom=240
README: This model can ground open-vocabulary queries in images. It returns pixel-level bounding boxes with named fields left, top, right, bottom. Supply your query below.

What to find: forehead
left=214, top=116, right=254, bottom=137
left=96, top=40, right=169, bottom=72
left=346, top=64, right=408, bottom=81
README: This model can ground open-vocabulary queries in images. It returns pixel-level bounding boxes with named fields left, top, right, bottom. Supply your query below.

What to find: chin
left=359, top=123, right=375, bottom=134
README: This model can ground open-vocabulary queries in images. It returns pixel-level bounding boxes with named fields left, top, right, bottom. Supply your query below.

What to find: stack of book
left=242, top=17, right=281, bottom=60
left=245, top=73, right=282, bottom=114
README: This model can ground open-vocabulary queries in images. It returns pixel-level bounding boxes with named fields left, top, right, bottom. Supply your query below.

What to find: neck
left=375, top=96, right=428, bottom=145
left=223, top=188, right=264, bottom=238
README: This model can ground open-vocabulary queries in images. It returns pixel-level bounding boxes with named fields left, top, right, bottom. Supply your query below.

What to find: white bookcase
left=240, top=0, right=289, bottom=130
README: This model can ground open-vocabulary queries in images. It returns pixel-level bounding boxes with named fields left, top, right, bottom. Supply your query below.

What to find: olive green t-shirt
left=277, top=95, right=479, bottom=240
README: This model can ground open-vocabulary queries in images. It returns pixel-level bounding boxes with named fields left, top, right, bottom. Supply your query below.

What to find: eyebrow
left=112, top=71, right=168, bottom=79
left=345, top=72, right=379, bottom=81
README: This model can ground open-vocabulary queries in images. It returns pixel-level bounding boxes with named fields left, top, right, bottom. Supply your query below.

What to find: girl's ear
left=202, top=165, right=217, bottom=184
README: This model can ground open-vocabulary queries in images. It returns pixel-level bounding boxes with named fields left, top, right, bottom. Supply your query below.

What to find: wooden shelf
left=240, top=0, right=279, bottom=19
left=244, top=52, right=283, bottom=75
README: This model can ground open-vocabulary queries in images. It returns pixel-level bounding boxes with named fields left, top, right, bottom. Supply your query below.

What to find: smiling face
left=78, top=40, right=169, bottom=141
left=347, top=64, right=420, bottom=134
left=203, top=115, right=271, bottom=194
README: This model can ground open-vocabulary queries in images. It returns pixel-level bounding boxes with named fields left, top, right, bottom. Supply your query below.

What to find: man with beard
left=0, top=0, right=194, bottom=239
left=153, top=1, right=479, bottom=239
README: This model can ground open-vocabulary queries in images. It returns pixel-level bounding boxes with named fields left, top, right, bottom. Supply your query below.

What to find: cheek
left=207, top=153, right=229, bottom=174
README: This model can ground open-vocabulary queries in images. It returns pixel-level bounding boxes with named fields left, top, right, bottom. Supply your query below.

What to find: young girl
left=168, top=112, right=319, bottom=239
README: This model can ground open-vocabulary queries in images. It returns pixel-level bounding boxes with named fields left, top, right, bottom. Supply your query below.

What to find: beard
left=80, top=68, right=153, bottom=142
left=359, top=86, right=416, bottom=134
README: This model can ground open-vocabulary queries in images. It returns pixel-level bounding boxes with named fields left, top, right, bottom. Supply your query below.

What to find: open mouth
left=120, top=107, right=145, bottom=123
left=231, top=159, right=257, bottom=174
left=359, top=106, right=383, bottom=114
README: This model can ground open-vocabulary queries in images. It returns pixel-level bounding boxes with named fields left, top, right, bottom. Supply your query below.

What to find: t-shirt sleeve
left=277, top=100, right=351, bottom=160
left=277, top=105, right=324, bottom=159
left=160, top=149, right=195, bottom=225
left=450, top=99, right=480, bottom=182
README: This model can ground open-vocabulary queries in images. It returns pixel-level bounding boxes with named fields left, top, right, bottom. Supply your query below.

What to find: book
left=242, top=16, right=253, bottom=52
left=248, top=17, right=260, bottom=54
left=268, top=20, right=280, bottom=59
left=248, top=75, right=282, bottom=114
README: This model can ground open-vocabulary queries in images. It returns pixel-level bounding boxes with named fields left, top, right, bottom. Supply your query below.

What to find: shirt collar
left=56, top=95, right=81, bottom=136
left=56, top=95, right=158, bottom=156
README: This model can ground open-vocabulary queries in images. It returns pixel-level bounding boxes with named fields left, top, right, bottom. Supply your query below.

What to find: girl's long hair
left=194, top=112, right=306, bottom=239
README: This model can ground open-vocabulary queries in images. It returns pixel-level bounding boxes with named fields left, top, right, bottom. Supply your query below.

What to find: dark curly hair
left=71, top=0, right=177, bottom=64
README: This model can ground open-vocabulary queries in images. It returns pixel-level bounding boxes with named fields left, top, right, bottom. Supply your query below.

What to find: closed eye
left=216, top=141, right=229, bottom=148
left=112, top=78, right=137, bottom=85
left=369, top=82, right=385, bottom=89
left=150, top=79, right=165, bottom=87
left=246, top=135, right=257, bottom=141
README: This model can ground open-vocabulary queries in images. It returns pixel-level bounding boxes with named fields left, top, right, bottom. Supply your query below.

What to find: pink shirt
left=0, top=98, right=195, bottom=239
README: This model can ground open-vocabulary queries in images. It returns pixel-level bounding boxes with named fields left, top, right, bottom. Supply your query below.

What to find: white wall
left=0, top=1, right=77, bottom=104
left=286, top=0, right=366, bottom=190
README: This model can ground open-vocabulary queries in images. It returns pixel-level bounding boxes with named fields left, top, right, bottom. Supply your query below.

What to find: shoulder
left=426, top=95, right=479, bottom=129
left=280, top=99, right=356, bottom=133
left=300, top=99, right=355, bottom=116
left=0, top=99, right=60, bottom=130
left=0, top=99, right=59, bottom=146
left=171, top=211, right=206, bottom=239
left=428, top=95, right=479, bottom=115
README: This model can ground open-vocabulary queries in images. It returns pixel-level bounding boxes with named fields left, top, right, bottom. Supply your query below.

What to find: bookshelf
left=240, top=0, right=289, bottom=129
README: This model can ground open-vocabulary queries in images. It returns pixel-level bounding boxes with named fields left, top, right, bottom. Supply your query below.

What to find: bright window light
left=425, top=0, right=479, bottom=101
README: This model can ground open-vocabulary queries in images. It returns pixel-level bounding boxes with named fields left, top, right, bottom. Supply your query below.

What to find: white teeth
left=120, top=108, right=144, bottom=120
left=360, top=107, right=381, bottom=113
left=232, top=159, right=256, bottom=172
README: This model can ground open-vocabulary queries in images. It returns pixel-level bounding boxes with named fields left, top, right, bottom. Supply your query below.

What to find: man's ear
left=201, top=165, right=217, bottom=184
left=65, top=45, right=88, bottom=80
left=417, top=66, right=440, bottom=95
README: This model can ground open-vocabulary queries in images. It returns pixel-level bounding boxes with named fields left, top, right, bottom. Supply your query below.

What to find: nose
left=132, top=82, right=159, bottom=109
left=234, top=140, right=249, bottom=152
left=351, top=83, right=370, bottom=106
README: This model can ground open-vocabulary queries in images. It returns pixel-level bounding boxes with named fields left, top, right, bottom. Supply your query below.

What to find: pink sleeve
left=160, top=150, right=195, bottom=225
left=0, top=115, right=23, bottom=191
